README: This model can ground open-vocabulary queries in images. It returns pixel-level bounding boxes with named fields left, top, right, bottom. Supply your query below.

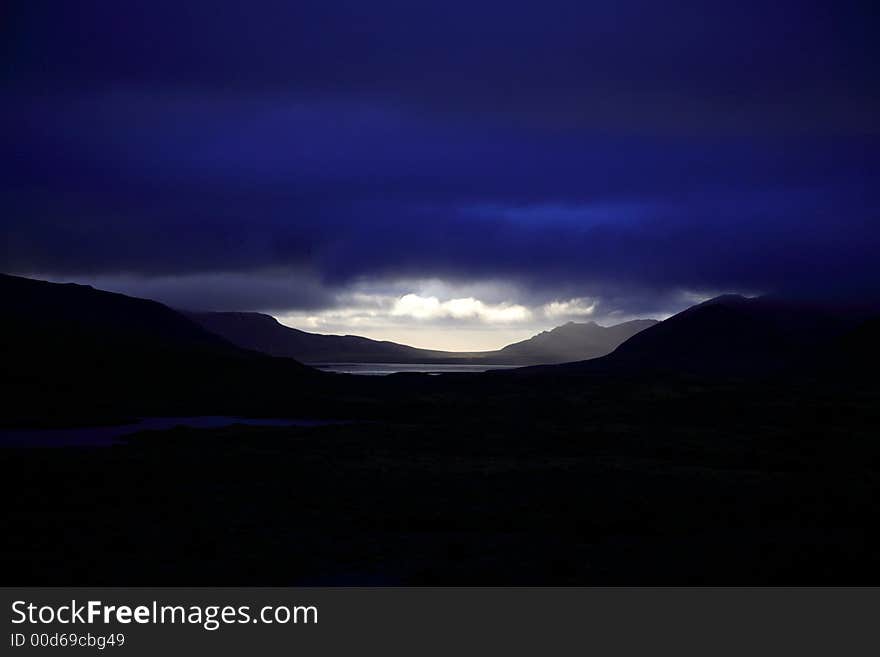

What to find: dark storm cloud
left=2, top=1, right=879, bottom=313
left=5, top=1, right=877, bottom=133
left=45, top=271, right=338, bottom=313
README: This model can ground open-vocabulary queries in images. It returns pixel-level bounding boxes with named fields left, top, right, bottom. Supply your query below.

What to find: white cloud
left=273, top=281, right=693, bottom=350
left=276, top=291, right=533, bottom=349
left=391, top=293, right=441, bottom=319
left=391, top=294, right=531, bottom=323
left=543, top=297, right=596, bottom=318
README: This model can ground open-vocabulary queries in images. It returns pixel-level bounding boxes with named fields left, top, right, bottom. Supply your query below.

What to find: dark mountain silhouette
left=3, top=274, right=254, bottom=356
left=491, top=319, right=658, bottom=364
left=522, top=294, right=878, bottom=377
left=187, top=311, right=657, bottom=365
left=1, top=274, right=316, bottom=425
left=186, top=311, right=461, bottom=363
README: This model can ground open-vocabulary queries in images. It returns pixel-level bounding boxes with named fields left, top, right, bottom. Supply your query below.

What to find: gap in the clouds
left=272, top=317, right=539, bottom=352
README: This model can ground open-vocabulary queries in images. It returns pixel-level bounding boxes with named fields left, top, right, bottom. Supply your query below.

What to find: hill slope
left=526, top=294, right=876, bottom=377
left=1, top=274, right=315, bottom=424
left=186, top=311, right=460, bottom=363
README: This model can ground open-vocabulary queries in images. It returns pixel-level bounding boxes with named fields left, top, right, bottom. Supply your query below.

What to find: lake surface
left=313, top=362, right=519, bottom=375
left=0, top=416, right=342, bottom=448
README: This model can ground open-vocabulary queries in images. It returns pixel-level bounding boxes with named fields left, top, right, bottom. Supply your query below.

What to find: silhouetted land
left=2, top=274, right=878, bottom=584
left=187, top=310, right=656, bottom=365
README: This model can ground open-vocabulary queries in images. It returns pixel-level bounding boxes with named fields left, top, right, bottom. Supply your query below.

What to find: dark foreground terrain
left=3, top=374, right=877, bottom=585
left=2, top=275, right=878, bottom=584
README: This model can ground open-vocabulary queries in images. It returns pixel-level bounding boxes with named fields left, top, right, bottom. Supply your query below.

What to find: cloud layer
left=3, top=1, right=879, bottom=348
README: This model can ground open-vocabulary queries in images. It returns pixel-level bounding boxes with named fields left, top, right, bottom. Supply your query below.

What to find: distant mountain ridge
left=493, top=319, right=658, bottom=364
left=186, top=312, right=658, bottom=366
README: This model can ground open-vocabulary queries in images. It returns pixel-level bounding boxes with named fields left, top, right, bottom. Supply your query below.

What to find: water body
left=313, top=362, right=519, bottom=375
left=0, top=416, right=342, bottom=448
